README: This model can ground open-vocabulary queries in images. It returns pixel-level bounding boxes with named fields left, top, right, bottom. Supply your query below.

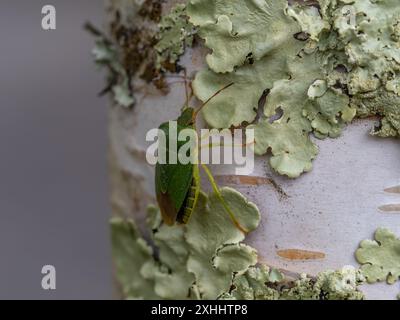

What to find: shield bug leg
left=200, top=163, right=249, bottom=234
left=182, top=68, right=193, bottom=108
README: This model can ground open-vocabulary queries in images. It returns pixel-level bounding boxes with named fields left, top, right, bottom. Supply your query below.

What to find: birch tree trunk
left=107, top=0, right=400, bottom=300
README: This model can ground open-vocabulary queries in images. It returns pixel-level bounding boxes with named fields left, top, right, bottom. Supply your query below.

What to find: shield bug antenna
left=192, top=82, right=234, bottom=122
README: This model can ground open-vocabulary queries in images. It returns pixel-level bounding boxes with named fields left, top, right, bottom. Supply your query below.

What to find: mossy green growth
left=188, top=0, right=400, bottom=178
left=155, top=4, right=196, bottom=72
left=356, top=228, right=400, bottom=285
left=111, top=188, right=364, bottom=300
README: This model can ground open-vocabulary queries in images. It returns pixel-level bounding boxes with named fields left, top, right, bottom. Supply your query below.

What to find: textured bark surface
left=108, top=0, right=400, bottom=299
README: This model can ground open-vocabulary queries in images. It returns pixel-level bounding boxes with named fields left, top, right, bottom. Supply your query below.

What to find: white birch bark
left=108, top=0, right=400, bottom=300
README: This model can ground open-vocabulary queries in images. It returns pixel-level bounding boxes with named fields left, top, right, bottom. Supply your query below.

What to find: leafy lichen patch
left=220, top=265, right=364, bottom=300
left=219, top=265, right=283, bottom=300
left=186, top=190, right=260, bottom=299
left=89, top=2, right=196, bottom=106
left=144, top=206, right=195, bottom=299
left=111, top=188, right=261, bottom=299
left=99, top=0, right=399, bottom=172
left=111, top=187, right=364, bottom=300
left=280, top=266, right=365, bottom=300
left=155, top=4, right=196, bottom=73
left=187, top=0, right=300, bottom=73
left=86, top=23, right=135, bottom=108
left=110, top=217, right=158, bottom=299
left=189, top=0, right=400, bottom=177
left=322, top=0, right=400, bottom=138
left=356, top=228, right=400, bottom=285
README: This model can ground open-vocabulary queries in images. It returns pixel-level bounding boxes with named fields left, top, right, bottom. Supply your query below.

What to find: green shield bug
left=155, top=82, right=248, bottom=233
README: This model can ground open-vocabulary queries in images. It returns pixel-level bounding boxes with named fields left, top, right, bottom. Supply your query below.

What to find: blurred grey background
left=0, top=1, right=111, bottom=299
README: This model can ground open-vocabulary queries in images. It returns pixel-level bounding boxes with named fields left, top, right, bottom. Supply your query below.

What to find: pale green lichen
left=185, top=189, right=260, bottom=299
left=356, top=228, right=400, bottom=285
left=220, top=265, right=365, bottom=300
left=111, top=187, right=364, bottom=300
left=155, top=4, right=196, bottom=72
left=351, top=90, right=400, bottom=137
left=112, top=188, right=260, bottom=299
left=110, top=217, right=158, bottom=299
left=187, top=0, right=299, bottom=73
left=97, top=0, right=400, bottom=167
left=89, top=2, right=195, bottom=107
left=89, top=26, right=135, bottom=108
left=287, top=3, right=329, bottom=42
left=281, top=266, right=365, bottom=300
left=190, top=0, right=303, bottom=129
left=213, top=244, right=258, bottom=274
left=188, top=0, right=400, bottom=178
left=143, top=206, right=194, bottom=299
left=249, top=52, right=354, bottom=177
left=218, top=265, right=283, bottom=300
left=320, top=0, right=400, bottom=137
